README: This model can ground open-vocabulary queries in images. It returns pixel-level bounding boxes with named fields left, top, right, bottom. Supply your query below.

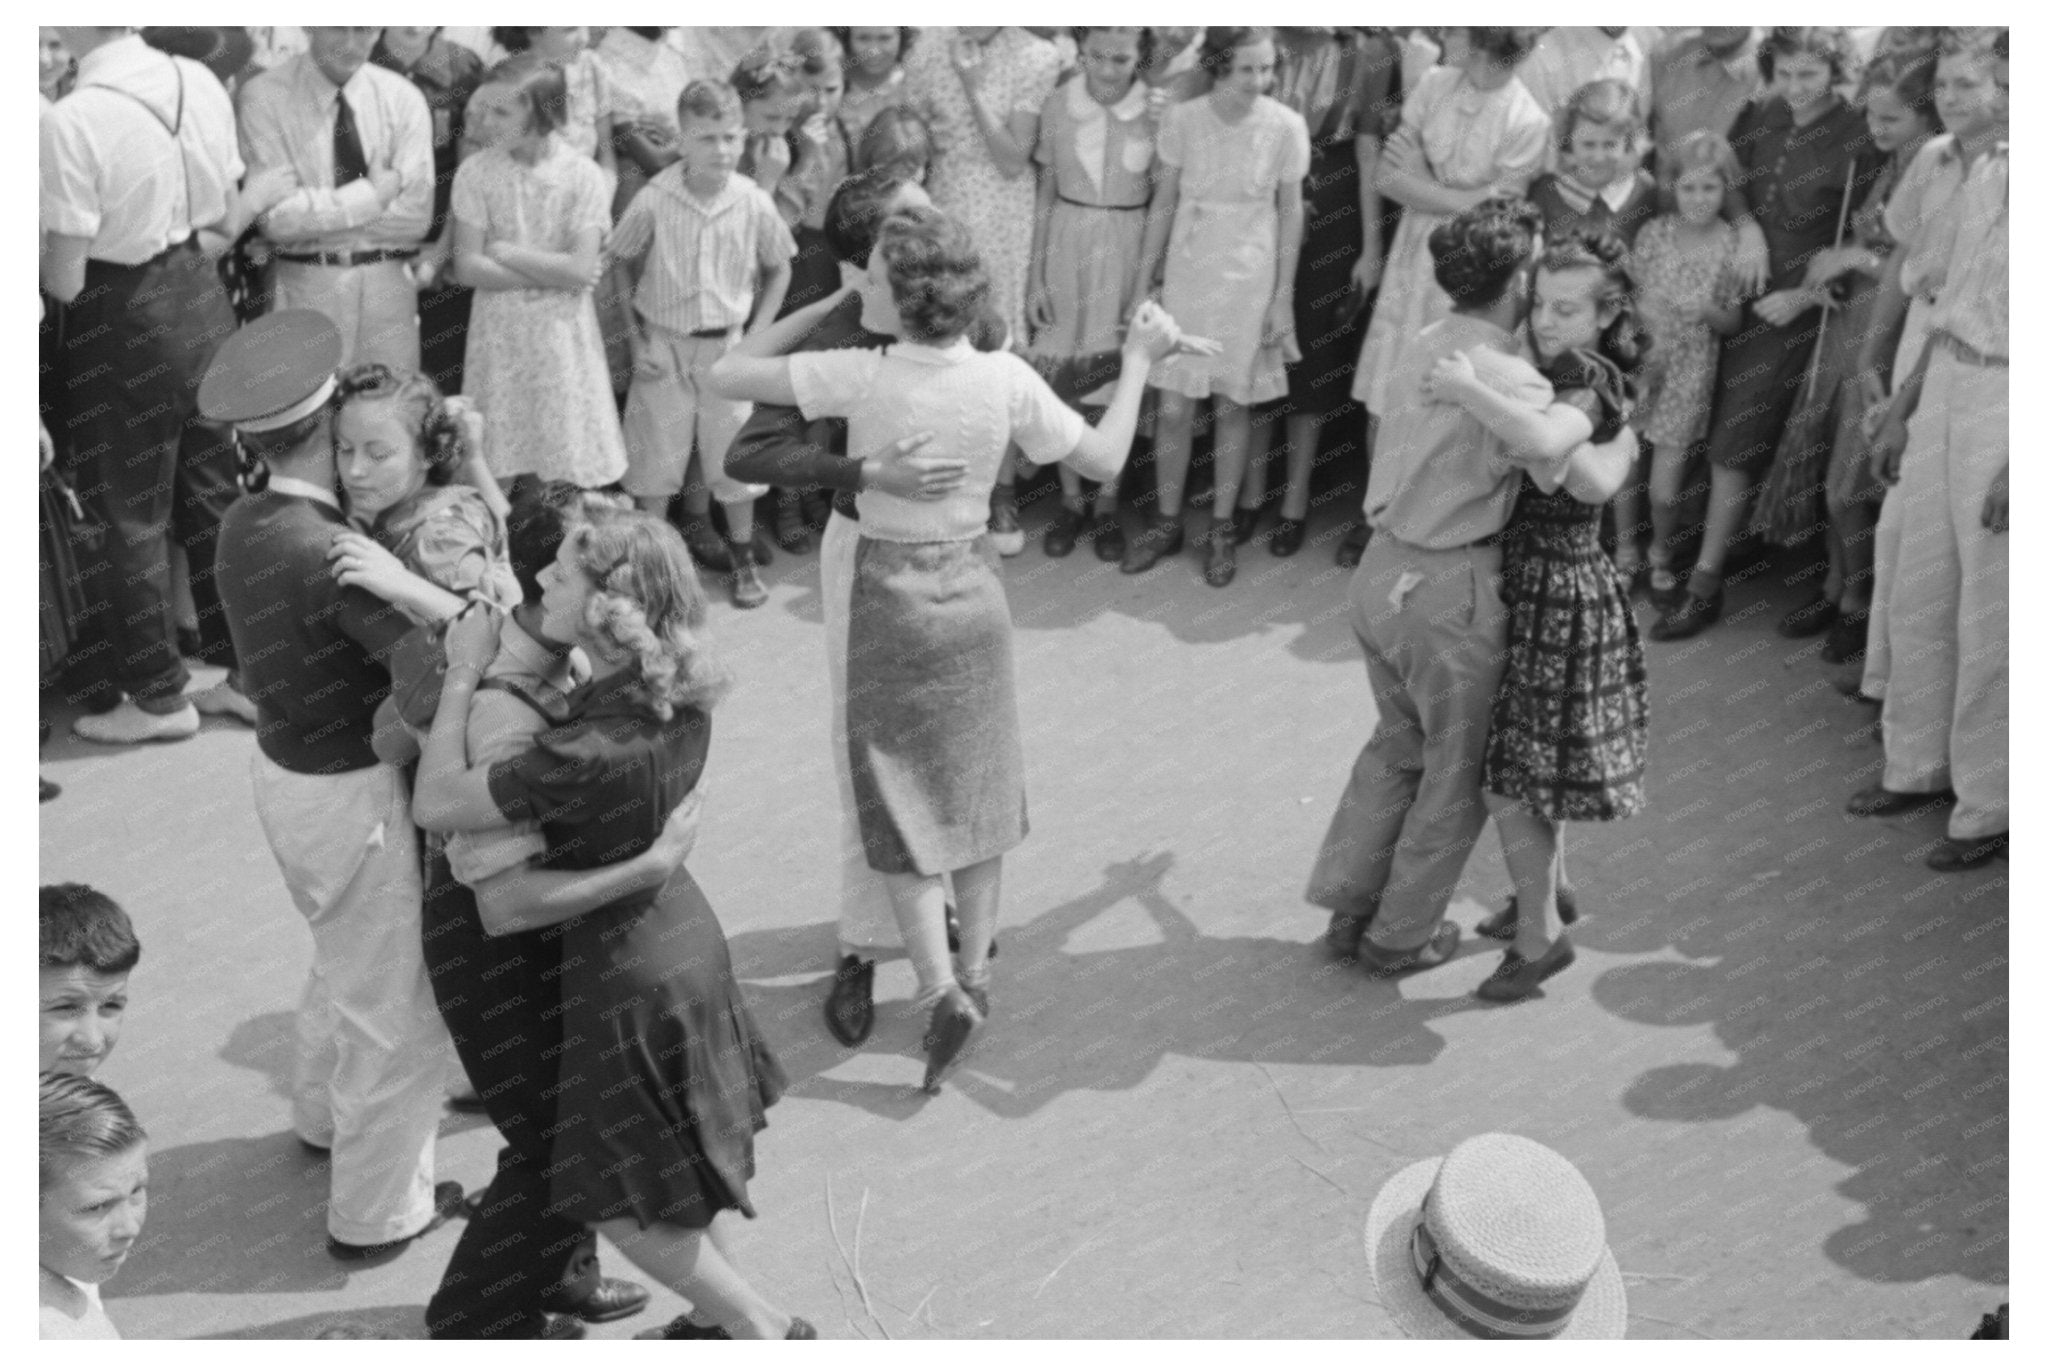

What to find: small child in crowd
left=1623, top=131, right=1743, bottom=600
left=614, top=79, right=798, bottom=608
left=454, top=54, right=629, bottom=490
left=489, top=27, right=617, bottom=189
left=40, top=884, right=139, bottom=1077
left=833, top=27, right=917, bottom=153
left=1528, top=79, right=1656, bottom=248
left=40, top=1071, right=149, bottom=1339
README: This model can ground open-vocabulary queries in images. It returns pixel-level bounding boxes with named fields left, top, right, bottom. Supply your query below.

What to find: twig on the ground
left=907, top=1284, right=940, bottom=1332
left=1294, top=1154, right=1351, bottom=1196
left=853, top=1187, right=891, bottom=1339
left=1630, top=1312, right=1717, bottom=1339
left=1256, top=1061, right=1326, bottom=1153
left=1033, top=1234, right=1100, bottom=1297
left=825, top=1176, right=889, bottom=1339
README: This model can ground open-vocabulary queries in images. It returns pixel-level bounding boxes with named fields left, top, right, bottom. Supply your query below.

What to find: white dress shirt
left=39, top=34, right=242, bottom=264
left=238, top=52, right=434, bottom=252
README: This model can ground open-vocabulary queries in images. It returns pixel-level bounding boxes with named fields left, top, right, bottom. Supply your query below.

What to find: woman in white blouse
left=711, top=207, right=1191, bottom=1093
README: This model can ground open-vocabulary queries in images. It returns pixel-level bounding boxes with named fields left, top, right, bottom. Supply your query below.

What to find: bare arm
left=1853, top=249, right=1912, bottom=390
left=1425, top=351, right=1594, bottom=465
left=1136, top=165, right=1181, bottom=296
left=708, top=286, right=856, bottom=405
left=1374, top=132, right=1490, bottom=215
left=1352, top=132, right=1385, bottom=292
left=1059, top=306, right=1181, bottom=482
left=452, top=216, right=539, bottom=290
left=1557, top=428, right=1639, bottom=505
left=488, top=224, right=602, bottom=291
left=749, top=261, right=793, bottom=332
left=39, top=232, right=90, bottom=305
left=470, top=789, right=701, bottom=936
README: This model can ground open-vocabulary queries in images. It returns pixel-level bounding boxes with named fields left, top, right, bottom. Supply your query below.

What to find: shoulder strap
left=76, top=62, right=192, bottom=233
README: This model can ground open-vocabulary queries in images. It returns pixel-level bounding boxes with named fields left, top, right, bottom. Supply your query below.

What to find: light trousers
left=821, top=509, right=903, bottom=953
left=272, top=259, right=421, bottom=373
left=1860, top=297, right=1936, bottom=701
left=251, top=753, right=452, bottom=1244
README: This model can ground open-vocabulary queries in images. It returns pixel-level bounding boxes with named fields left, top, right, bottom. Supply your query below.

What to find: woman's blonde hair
left=563, top=510, right=731, bottom=718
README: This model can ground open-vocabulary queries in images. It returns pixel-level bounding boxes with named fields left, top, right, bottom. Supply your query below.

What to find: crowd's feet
left=1926, top=833, right=2007, bottom=873
left=1649, top=586, right=1723, bottom=641
left=729, top=542, right=769, bottom=610
left=74, top=698, right=200, bottom=744
left=1119, top=512, right=1184, bottom=574
left=773, top=491, right=813, bottom=555
left=823, top=954, right=875, bottom=1047
left=326, top=1180, right=468, bottom=1262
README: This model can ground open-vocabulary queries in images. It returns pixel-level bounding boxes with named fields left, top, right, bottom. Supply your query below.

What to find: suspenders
left=75, top=59, right=195, bottom=250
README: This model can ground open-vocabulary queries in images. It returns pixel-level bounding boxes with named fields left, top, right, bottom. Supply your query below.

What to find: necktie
left=333, top=92, right=369, bottom=186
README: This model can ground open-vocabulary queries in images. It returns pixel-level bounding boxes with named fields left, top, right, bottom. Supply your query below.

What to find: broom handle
left=1801, top=159, right=1860, bottom=404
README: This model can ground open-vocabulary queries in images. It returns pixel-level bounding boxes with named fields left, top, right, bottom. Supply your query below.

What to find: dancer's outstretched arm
left=1059, top=302, right=1188, bottom=485
left=707, top=285, right=858, bottom=405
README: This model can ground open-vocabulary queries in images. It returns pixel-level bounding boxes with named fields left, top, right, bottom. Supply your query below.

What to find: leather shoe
left=1820, top=610, right=1869, bottom=665
left=678, top=516, right=734, bottom=573
left=1335, top=520, right=1370, bottom=568
left=40, top=776, right=59, bottom=803
left=1846, top=784, right=1954, bottom=817
left=1269, top=516, right=1307, bottom=558
left=1475, top=935, right=1577, bottom=1004
left=1092, top=512, right=1125, bottom=562
left=328, top=1181, right=467, bottom=1261
left=1776, top=591, right=1838, bottom=638
left=1474, top=886, right=1581, bottom=941
left=1229, top=507, right=1258, bottom=545
left=1926, top=833, right=2007, bottom=872
left=1649, top=588, right=1722, bottom=642
left=824, top=954, right=875, bottom=1046
left=1120, top=512, right=1184, bottom=574
left=921, top=988, right=983, bottom=1094
left=541, top=1315, right=588, bottom=1340
left=1354, top=922, right=1461, bottom=978
left=1323, top=910, right=1371, bottom=960
left=1204, top=521, right=1237, bottom=587
left=1043, top=505, right=1088, bottom=558
left=1831, top=676, right=1881, bottom=706
left=634, top=1315, right=730, bottom=1340
left=542, top=1275, right=651, bottom=1324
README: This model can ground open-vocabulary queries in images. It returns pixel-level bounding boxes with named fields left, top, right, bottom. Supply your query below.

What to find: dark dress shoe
left=1646, top=572, right=1685, bottom=614
left=1820, top=610, right=1869, bottom=664
left=635, top=1315, right=730, bottom=1340
left=541, top=1315, right=588, bottom=1340
left=543, top=1275, right=651, bottom=1324
left=1269, top=516, right=1307, bottom=558
left=678, top=517, right=734, bottom=573
left=1926, top=833, right=2007, bottom=872
left=1474, top=886, right=1582, bottom=941
left=921, top=988, right=984, bottom=1094
left=1324, top=910, right=1371, bottom=959
left=1120, top=513, right=1184, bottom=574
left=176, top=625, right=204, bottom=660
left=1355, top=922, right=1462, bottom=978
left=943, top=904, right=996, bottom=959
left=40, top=776, right=60, bottom=803
left=1776, top=591, right=1839, bottom=638
left=1846, top=784, right=1955, bottom=817
left=824, top=954, right=875, bottom=1047
left=1093, top=512, right=1126, bottom=562
left=1229, top=508, right=1258, bottom=545
left=328, top=1181, right=467, bottom=1261
left=1649, top=588, right=1723, bottom=641
left=774, top=494, right=813, bottom=554
left=1204, top=522, right=1237, bottom=587
left=1475, top=935, right=1577, bottom=1004
left=1831, top=676, right=1881, bottom=706
left=1043, top=505, right=1088, bottom=558
left=1335, top=520, right=1370, bottom=568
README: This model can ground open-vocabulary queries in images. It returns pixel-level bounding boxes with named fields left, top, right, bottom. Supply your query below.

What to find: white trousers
left=821, top=509, right=903, bottom=953
left=273, top=259, right=421, bottom=373
left=1877, top=348, right=2009, bottom=839
left=1860, top=297, right=1936, bottom=700
left=251, top=754, right=452, bottom=1244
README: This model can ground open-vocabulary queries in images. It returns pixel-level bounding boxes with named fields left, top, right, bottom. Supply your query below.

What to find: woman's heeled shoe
left=1205, top=521, right=1237, bottom=587
left=920, top=988, right=984, bottom=1094
left=1650, top=587, right=1723, bottom=641
left=1474, top=887, right=1582, bottom=941
left=1475, top=935, right=1577, bottom=1004
left=1269, top=516, right=1307, bottom=558
left=1230, top=507, right=1258, bottom=545
left=1119, top=512, right=1183, bottom=574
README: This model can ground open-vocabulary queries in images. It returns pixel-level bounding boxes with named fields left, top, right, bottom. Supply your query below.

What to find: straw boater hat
left=1364, top=1133, right=1626, bottom=1340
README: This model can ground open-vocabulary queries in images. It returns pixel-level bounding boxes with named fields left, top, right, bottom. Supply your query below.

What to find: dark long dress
left=1705, top=96, right=1879, bottom=479
left=1483, top=351, right=1649, bottom=823
left=486, top=667, right=786, bottom=1230
left=1273, top=29, right=1402, bottom=411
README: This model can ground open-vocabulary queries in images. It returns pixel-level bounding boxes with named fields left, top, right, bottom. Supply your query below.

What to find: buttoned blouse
left=1397, top=67, right=1548, bottom=196
left=609, top=166, right=797, bottom=335
left=1725, top=96, right=1878, bottom=294
left=239, top=52, right=435, bottom=252
left=790, top=340, right=1087, bottom=543
left=39, top=35, right=242, bottom=263
left=1926, top=145, right=2008, bottom=361
left=1034, top=79, right=1154, bottom=208
left=1157, top=96, right=1310, bottom=205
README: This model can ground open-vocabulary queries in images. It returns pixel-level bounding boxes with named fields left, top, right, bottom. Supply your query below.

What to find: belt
left=274, top=247, right=418, bottom=268
left=90, top=235, right=202, bottom=271
left=1058, top=194, right=1148, bottom=212
left=1935, top=330, right=2007, bottom=368
left=689, top=326, right=739, bottom=340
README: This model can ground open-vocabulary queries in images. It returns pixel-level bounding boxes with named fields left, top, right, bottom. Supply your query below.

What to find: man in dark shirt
left=204, top=309, right=468, bottom=1261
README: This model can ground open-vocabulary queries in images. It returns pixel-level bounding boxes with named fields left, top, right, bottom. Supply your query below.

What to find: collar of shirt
left=294, top=48, right=365, bottom=108
left=268, top=474, right=341, bottom=510
left=884, top=337, right=977, bottom=367
left=1066, top=78, right=1150, bottom=196
left=493, top=615, right=576, bottom=691
left=1559, top=174, right=1638, bottom=214
left=73, top=33, right=158, bottom=89
left=655, top=169, right=748, bottom=219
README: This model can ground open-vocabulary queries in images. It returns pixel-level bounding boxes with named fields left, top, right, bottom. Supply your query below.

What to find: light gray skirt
left=845, top=534, right=1027, bottom=876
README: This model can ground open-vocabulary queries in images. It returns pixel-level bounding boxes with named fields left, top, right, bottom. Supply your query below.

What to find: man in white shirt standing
left=239, top=25, right=435, bottom=370
left=40, top=26, right=260, bottom=742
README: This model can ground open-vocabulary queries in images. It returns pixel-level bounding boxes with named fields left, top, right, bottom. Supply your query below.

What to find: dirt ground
left=40, top=474, right=2007, bottom=1340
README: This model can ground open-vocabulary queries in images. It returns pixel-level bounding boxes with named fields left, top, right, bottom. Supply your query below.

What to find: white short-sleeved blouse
left=790, top=340, right=1087, bottom=543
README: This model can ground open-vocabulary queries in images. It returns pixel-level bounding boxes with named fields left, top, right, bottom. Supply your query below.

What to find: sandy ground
left=40, top=485, right=2006, bottom=1341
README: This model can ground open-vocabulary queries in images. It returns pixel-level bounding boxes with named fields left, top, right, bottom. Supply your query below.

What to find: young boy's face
left=40, top=1142, right=148, bottom=1285
left=678, top=110, right=745, bottom=184
left=1934, top=51, right=2007, bottom=139
left=40, top=966, right=129, bottom=1075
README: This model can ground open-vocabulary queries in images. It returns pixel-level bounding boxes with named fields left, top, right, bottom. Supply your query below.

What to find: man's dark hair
left=1428, top=196, right=1543, bottom=311
left=824, top=167, right=917, bottom=269
left=40, top=883, right=141, bottom=975
left=504, top=476, right=584, bottom=604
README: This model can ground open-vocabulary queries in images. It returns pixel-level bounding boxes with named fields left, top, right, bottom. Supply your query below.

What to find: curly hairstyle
left=1075, top=26, right=1156, bottom=72
left=40, top=1071, right=146, bottom=1188
left=562, top=510, right=731, bottom=719
left=857, top=105, right=934, bottom=179
left=1656, top=129, right=1741, bottom=200
left=1536, top=228, right=1649, bottom=392
left=332, top=363, right=468, bottom=487
left=1465, top=26, right=1541, bottom=69
left=789, top=27, right=844, bottom=76
left=1198, top=27, right=1275, bottom=80
left=479, top=52, right=569, bottom=136
left=874, top=206, right=991, bottom=343
left=825, top=166, right=918, bottom=267
left=830, top=27, right=917, bottom=66
left=1859, top=47, right=1940, bottom=126
left=1555, top=78, right=1640, bottom=154
left=1758, top=27, right=1855, bottom=84
left=1427, top=195, right=1543, bottom=309
left=40, top=884, right=140, bottom=975
left=730, top=44, right=807, bottom=105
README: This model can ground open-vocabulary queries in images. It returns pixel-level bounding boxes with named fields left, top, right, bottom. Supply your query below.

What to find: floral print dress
left=1630, top=216, right=1740, bottom=451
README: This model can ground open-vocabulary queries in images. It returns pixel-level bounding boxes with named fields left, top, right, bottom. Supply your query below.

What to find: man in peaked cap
left=205, top=309, right=470, bottom=1262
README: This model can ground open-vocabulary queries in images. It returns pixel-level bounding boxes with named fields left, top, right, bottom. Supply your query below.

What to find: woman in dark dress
left=412, top=509, right=811, bottom=1340
left=1651, top=27, right=1881, bottom=641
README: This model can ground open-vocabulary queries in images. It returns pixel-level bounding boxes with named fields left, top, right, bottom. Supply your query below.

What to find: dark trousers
left=421, top=845, right=596, bottom=1339
left=417, top=281, right=474, bottom=397
left=59, top=242, right=240, bottom=708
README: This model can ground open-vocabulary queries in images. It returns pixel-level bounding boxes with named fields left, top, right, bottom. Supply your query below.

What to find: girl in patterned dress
left=1620, top=131, right=1743, bottom=606
left=453, top=56, right=630, bottom=489
left=1421, top=230, right=1650, bottom=1004
left=832, top=27, right=917, bottom=154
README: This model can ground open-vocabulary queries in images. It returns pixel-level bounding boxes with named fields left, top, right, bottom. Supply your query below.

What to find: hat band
left=1410, top=1219, right=1579, bottom=1340
left=237, top=374, right=337, bottom=433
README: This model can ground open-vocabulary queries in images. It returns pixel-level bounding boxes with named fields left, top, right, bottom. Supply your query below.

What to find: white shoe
left=189, top=680, right=258, bottom=726
left=73, top=699, right=201, bottom=745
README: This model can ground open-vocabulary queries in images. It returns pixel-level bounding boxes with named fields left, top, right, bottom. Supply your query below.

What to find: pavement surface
left=40, top=479, right=2007, bottom=1340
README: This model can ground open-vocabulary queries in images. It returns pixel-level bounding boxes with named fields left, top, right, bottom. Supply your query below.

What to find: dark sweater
left=215, top=490, right=416, bottom=775
left=1529, top=170, right=1659, bottom=250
